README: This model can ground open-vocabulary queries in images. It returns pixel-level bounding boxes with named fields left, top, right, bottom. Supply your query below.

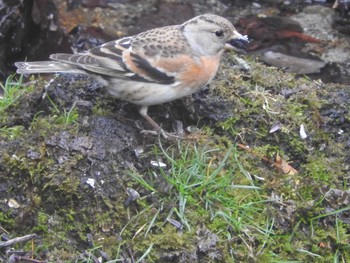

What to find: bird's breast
left=179, top=55, right=221, bottom=89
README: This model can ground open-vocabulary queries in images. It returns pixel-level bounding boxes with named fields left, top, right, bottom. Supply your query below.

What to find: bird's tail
left=15, top=61, right=84, bottom=74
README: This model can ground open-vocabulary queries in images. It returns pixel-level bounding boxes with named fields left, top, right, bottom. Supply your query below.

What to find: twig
left=9, top=255, right=46, bottom=263
left=0, top=234, right=37, bottom=247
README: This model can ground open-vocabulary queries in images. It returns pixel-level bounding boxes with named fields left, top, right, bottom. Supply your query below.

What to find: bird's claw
left=140, top=128, right=182, bottom=140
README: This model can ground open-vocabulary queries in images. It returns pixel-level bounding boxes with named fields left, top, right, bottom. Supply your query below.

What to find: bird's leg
left=139, top=106, right=161, bottom=131
left=138, top=106, right=168, bottom=138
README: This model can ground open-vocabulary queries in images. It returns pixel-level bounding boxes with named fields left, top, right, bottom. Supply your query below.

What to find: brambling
left=15, top=14, right=249, bottom=137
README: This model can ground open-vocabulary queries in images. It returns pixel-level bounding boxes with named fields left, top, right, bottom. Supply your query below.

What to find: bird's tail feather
left=15, top=61, right=84, bottom=74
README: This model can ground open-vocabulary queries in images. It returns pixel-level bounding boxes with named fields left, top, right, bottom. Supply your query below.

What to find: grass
left=157, top=141, right=264, bottom=232
left=124, top=136, right=350, bottom=262
left=45, top=93, right=79, bottom=126
left=125, top=140, right=276, bottom=261
left=0, top=74, right=24, bottom=110
left=0, top=74, right=26, bottom=138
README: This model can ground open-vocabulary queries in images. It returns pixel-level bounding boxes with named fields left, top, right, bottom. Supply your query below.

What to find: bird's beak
left=225, top=31, right=249, bottom=54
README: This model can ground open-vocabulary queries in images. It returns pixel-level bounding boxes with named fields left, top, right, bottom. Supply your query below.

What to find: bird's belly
left=106, top=80, right=194, bottom=106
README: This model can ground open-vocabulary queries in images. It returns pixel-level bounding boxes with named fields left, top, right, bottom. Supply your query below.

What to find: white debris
left=300, top=124, right=308, bottom=139
left=150, top=160, right=167, bottom=168
left=86, top=178, right=96, bottom=188
left=269, top=122, right=281, bottom=133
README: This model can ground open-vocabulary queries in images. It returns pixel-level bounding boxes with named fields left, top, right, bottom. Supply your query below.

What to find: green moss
left=0, top=210, right=15, bottom=229
left=33, top=212, right=50, bottom=233
left=91, top=99, right=113, bottom=116
left=0, top=125, right=25, bottom=140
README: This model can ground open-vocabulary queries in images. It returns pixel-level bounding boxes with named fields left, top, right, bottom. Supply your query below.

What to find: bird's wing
left=50, top=36, right=177, bottom=84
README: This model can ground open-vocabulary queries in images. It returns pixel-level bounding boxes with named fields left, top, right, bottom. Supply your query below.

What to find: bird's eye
left=215, top=30, right=224, bottom=37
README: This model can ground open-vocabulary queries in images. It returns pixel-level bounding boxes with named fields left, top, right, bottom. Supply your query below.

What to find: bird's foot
left=140, top=128, right=182, bottom=139
left=140, top=120, right=185, bottom=139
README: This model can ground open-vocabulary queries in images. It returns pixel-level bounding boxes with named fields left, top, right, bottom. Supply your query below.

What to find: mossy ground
left=0, top=54, right=349, bottom=262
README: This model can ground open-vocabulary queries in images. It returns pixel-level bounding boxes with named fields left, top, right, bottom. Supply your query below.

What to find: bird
left=15, top=14, right=249, bottom=137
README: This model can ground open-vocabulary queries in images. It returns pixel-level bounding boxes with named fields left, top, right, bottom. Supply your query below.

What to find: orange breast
left=156, top=54, right=221, bottom=89
left=180, top=56, right=221, bottom=88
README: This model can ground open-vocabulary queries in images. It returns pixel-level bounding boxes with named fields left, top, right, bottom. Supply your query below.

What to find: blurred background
left=1, top=0, right=350, bottom=84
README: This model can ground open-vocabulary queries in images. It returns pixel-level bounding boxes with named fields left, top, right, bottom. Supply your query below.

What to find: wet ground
left=1, top=0, right=350, bottom=262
